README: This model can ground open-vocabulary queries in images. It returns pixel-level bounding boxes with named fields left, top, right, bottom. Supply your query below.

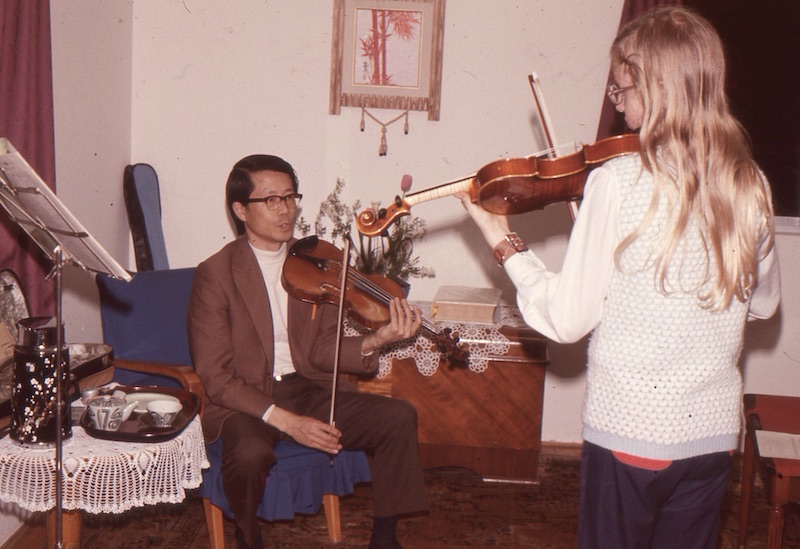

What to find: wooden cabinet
left=359, top=325, right=548, bottom=482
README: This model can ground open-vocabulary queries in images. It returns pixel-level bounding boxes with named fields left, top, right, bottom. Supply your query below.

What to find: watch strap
left=493, top=233, right=528, bottom=266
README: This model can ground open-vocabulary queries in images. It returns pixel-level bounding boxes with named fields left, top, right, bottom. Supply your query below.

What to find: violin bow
left=329, top=237, right=351, bottom=431
left=528, top=72, right=580, bottom=222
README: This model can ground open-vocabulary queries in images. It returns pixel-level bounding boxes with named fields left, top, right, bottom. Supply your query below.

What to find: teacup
left=86, top=395, right=138, bottom=431
left=147, top=400, right=182, bottom=427
left=80, top=387, right=101, bottom=406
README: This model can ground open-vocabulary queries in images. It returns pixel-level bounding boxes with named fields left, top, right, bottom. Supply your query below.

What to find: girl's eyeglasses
left=607, top=84, right=636, bottom=105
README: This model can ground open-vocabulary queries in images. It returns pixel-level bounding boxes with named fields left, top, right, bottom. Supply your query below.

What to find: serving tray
left=80, top=385, right=200, bottom=443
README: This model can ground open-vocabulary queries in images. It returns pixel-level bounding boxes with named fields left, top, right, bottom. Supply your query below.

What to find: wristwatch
left=493, top=233, right=528, bottom=266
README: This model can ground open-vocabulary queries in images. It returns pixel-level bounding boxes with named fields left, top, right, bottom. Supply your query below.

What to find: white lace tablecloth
left=0, top=415, right=208, bottom=514
left=347, top=303, right=528, bottom=377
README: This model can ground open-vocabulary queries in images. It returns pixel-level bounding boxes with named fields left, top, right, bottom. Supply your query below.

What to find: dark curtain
left=596, top=0, right=684, bottom=139
left=0, top=0, right=56, bottom=317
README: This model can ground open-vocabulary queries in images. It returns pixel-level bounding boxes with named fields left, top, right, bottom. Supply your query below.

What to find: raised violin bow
left=528, top=71, right=580, bottom=221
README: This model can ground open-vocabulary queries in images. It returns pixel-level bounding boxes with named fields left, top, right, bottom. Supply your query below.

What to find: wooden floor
left=4, top=452, right=798, bottom=548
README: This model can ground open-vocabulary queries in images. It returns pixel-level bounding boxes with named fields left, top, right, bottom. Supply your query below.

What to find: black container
left=11, top=317, right=71, bottom=446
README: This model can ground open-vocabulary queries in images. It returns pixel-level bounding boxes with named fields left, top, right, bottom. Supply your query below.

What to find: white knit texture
left=583, top=155, right=748, bottom=460
left=0, top=416, right=208, bottom=514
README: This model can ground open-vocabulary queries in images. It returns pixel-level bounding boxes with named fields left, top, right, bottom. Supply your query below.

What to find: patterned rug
left=62, top=456, right=798, bottom=548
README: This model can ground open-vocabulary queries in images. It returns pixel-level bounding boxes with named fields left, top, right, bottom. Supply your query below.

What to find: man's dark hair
left=225, top=154, right=300, bottom=235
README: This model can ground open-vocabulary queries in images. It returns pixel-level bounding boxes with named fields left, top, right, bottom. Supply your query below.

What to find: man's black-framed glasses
left=606, top=83, right=636, bottom=105
left=243, top=193, right=303, bottom=210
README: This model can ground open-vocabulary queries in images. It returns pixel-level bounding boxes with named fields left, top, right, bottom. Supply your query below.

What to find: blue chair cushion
left=96, top=269, right=196, bottom=387
left=198, top=439, right=372, bottom=520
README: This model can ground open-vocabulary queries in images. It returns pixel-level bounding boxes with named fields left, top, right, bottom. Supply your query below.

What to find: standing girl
left=459, top=7, right=780, bottom=548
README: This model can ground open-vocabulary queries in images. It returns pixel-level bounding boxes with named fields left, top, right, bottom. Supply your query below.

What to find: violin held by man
left=187, top=154, right=428, bottom=549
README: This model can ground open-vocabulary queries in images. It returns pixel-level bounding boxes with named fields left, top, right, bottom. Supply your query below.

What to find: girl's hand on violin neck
left=455, top=191, right=512, bottom=249
left=363, top=298, right=423, bottom=353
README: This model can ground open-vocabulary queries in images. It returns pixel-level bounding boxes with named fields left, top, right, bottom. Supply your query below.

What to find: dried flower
left=296, top=178, right=435, bottom=284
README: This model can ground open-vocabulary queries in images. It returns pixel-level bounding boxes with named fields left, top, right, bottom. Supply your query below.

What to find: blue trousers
left=578, top=440, right=733, bottom=549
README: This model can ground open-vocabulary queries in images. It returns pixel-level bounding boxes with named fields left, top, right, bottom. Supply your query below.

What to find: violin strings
left=325, top=258, right=439, bottom=334
left=351, top=271, right=440, bottom=333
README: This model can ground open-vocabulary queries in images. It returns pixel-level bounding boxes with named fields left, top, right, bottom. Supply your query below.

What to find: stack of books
left=430, top=285, right=502, bottom=324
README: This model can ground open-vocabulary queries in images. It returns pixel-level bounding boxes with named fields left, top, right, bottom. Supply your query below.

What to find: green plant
left=296, top=178, right=435, bottom=283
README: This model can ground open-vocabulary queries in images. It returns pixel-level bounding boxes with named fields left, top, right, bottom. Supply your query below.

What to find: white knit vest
left=583, top=154, right=748, bottom=460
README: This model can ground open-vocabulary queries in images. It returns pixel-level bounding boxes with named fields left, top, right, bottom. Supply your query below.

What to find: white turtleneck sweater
left=250, top=243, right=295, bottom=379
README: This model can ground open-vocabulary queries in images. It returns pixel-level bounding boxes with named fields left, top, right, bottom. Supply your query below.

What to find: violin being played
left=356, top=73, right=641, bottom=237
left=356, top=133, right=640, bottom=237
left=281, top=235, right=469, bottom=367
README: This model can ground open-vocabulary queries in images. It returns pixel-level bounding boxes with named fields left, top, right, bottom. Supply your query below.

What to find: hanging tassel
left=379, top=126, right=388, bottom=156
left=360, top=108, right=410, bottom=156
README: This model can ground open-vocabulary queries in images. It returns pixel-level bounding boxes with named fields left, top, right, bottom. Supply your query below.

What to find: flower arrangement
left=296, top=178, right=435, bottom=284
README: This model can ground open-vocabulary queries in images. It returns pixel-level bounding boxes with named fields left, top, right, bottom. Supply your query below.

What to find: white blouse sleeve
left=503, top=167, right=620, bottom=343
left=748, top=240, right=780, bottom=320
left=747, top=171, right=781, bottom=321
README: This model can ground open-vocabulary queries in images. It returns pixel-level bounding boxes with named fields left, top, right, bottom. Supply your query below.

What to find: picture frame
left=329, top=0, right=446, bottom=121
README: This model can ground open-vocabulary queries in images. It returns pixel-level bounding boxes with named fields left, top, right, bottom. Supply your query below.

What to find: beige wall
left=50, top=0, right=798, bottom=450
left=0, top=3, right=783, bottom=543
left=52, top=0, right=134, bottom=345
left=124, top=0, right=625, bottom=446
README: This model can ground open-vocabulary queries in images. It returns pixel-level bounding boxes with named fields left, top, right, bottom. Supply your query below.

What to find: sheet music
left=755, top=430, right=800, bottom=460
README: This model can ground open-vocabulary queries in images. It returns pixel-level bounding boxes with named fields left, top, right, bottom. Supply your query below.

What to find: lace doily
left=0, top=416, right=208, bottom=514
left=345, top=303, right=523, bottom=378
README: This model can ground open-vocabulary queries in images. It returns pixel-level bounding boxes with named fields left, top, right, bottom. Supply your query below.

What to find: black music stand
left=0, top=138, right=130, bottom=549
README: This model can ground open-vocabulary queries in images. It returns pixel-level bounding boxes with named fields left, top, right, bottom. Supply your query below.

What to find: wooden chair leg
left=323, top=493, right=342, bottom=543
left=46, top=509, right=82, bottom=549
left=202, top=492, right=342, bottom=545
left=767, top=501, right=785, bottom=549
left=203, top=497, right=226, bottom=549
left=738, top=428, right=757, bottom=548
left=767, top=476, right=790, bottom=549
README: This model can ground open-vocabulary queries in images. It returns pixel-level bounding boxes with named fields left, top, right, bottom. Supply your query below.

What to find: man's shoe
left=235, top=525, right=264, bottom=549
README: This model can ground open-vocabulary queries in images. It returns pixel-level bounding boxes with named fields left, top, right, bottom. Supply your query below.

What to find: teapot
left=86, top=394, right=138, bottom=431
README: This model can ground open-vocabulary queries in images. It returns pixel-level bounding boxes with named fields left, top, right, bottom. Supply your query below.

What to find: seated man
left=187, top=154, right=427, bottom=549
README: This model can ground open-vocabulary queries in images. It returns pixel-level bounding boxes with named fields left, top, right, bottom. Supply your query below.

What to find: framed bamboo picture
left=329, top=0, right=446, bottom=121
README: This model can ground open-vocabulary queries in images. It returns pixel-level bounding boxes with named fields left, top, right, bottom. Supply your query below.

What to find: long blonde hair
left=611, top=7, right=774, bottom=311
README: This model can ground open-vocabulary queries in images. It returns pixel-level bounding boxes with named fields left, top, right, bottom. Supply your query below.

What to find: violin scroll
left=356, top=175, right=475, bottom=237
left=355, top=196, right=411, bottom=238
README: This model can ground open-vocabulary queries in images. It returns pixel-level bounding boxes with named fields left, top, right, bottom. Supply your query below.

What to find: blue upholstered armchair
left=95, top=269, right=371, bottom=546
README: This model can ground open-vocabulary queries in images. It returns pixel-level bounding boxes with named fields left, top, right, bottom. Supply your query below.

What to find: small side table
left=0, top=416, right=208, bottom=548
left=359, top=304, right=549, bottom=482
left=739, top=393, right=800, bottom=549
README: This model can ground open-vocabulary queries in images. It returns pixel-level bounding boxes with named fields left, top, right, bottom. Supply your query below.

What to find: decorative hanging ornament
left=360, top=108, right=409, bottom=156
